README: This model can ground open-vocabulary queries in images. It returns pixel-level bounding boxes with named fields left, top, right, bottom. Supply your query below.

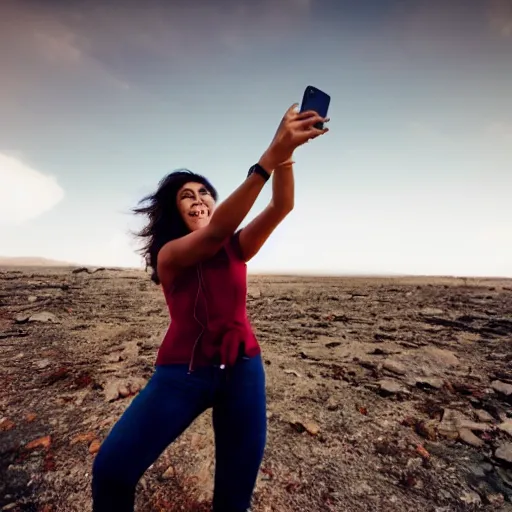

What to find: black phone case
left=300, top=86, right=330, bottom=129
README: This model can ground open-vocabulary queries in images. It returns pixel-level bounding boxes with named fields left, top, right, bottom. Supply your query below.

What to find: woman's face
left=176, top=181, right=216, bottom=231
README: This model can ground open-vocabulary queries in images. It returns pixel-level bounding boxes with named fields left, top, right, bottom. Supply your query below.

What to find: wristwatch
left=247, top=163, right=271, bottom=182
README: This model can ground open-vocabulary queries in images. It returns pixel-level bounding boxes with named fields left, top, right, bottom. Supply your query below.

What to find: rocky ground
left=1, top=267, right=511, bottom=512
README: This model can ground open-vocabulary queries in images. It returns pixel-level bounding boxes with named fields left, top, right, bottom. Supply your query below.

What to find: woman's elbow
left=272, top=201, right=294, bottom=218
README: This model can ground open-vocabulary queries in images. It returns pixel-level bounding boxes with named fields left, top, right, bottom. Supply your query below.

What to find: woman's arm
left=157, top=107, right=328, bottom=277
left=158, top=163, right=270, bottom=272
left=237, top=159, right=295, bottom=262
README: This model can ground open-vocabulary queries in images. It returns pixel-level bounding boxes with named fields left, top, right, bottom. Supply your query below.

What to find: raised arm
left=237, top=108, right=330, bottom=262
left=157, top=105, right=328, bottom=279
left=237, top=159, right=295, bottom=262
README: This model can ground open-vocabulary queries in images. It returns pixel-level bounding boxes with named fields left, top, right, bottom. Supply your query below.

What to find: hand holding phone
left=261, top=102, right=329, bottom=170
left=299, top=85, right=331, bottom=130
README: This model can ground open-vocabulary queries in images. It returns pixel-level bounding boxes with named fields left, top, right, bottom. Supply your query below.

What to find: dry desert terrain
left=1, top=267, right=512, bottom=511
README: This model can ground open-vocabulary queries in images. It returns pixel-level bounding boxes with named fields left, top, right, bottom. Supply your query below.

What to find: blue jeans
left=92, top=354, right=266, bottom=512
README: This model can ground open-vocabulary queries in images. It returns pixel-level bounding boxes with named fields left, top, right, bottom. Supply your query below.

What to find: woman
left=91, top=104, right=329, bottom=511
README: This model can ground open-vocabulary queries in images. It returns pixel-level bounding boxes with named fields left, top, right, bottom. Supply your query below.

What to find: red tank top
left=155, top=232, right=261, bottom=370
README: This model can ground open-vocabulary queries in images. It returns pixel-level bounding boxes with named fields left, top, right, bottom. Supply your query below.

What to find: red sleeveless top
left=155, top=232, right=261, bottom=370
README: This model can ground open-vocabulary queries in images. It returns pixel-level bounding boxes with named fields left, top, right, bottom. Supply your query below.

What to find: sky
left=1, top=0, right=511, bottom=277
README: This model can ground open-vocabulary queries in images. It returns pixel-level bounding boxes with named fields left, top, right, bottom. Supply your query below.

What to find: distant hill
left=0, top=256, right=76, bottom=267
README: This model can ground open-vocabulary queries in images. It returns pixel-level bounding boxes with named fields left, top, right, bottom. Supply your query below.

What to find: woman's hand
left=260, top=104, right=329, bottom=171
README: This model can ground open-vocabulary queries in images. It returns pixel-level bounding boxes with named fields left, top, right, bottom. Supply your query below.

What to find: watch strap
left=247, top=163, right=271, bottom=182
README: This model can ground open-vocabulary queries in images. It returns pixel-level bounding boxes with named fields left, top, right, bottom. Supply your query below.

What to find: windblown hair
left=133, top=169, right=218, bottom=284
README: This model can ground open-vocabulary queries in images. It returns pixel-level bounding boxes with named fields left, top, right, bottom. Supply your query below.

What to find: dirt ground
left=1, top=267, right=511, bottom=512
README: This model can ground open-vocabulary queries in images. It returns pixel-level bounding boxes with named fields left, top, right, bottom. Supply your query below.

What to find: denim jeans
left=92, top=354, right=266, bottom=512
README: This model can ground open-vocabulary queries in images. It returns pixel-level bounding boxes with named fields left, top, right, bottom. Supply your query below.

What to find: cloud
left=0, top=0, right=131, bottom=94
left=0, top=0, right=314, bottom=97
left=0, top=153, right=65, bottom=225
left=76, top=232, right=143, bottom=268
left=33, top=28, right=82, bottom=64
left=488, top=0, right=512, bottom=38
left=0, top=1, right=82, bottom=64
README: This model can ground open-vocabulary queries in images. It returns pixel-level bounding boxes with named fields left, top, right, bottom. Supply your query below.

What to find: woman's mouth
left=189, top=207, right=208, bottom=218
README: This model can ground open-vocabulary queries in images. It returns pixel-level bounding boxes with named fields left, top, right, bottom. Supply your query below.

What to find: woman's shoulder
left=161, top=231, right=244, bottom=291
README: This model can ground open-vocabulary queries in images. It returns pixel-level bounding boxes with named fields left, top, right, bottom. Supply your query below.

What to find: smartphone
left=299, top=85, right=330, bottom=129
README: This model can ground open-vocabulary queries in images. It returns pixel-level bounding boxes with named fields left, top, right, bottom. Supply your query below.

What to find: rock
left=129, top=378, right=146, bottom=394
left=438, top=410, right=461, bottom=439
left=97, top=416, right=115, bottom=430
left=89, top=439, right=101, bottom=454
left=35, top=359, right=51, bottom=369
left=121, top=341, right=140, bottom=361
left=415, top=420, right=437, bottom=441
left=304, top=422, right=320, bottom=436
left=378, top=379, right=405, bottom=396
left=70, top=432, right=96, bottom=445
left=14, top=314, right=30, bottom=324
left=326, top=396, right=339, bottom=411
left=401, top=416, right=416, bottom=427
left=452, top=381, right=482, bottom=396
left=118, top=385, right=130, bottom=398
left=29, top=312, right=57, bottom=323
left=103, top=377, right=146, bottom=401
left=290, top=418, right=320, bottom=436
left=25, top=435, right=51, bottom=451
left=103, top=380, right=120, bottom=402
left=415, top=377, right=444, bottom=390
left=468, top=463, right=493, bottom=478
left=495, top=443, right=512, bottom=464
left=438, top=408, right=491, bottom=441
left=459, top=420, right=491, bottom=432
left=421, top=307, right=444, bottom=316
left=162, top=465, right=175, bottom=479
left=284, top=369, right=302, bottom=378
left=422, top=347, right=459, bottom=367
left=475, top=410, right=494, bottom=423
left=27, top=295, right=38, bottom=303
left=498, top=420, right=512, bottom=437
left=460, top=491, right=481, bottom=506
left=416, top=444, right=430, bottom=459
left=459, top=428, right=484, bottom=448
left=369, top=347, right=399, bottom=356
left=383, top=360, right=406, bottom=376
left=485, top=493, right=504, bottom=507
left=358, top=358, right=378, bottom=370
left=0, top=418, right=15, bottom=431
left=25, top=413, right=37, bottom=423
left=72, top=267, right=90, bottom=274
left=45, top=367, right=69, bottom=384
left=496, top=466, right=512, bottom=487
left=104, top=354, right=122, bottom=363
left=491, top=380, right=512, bottom=397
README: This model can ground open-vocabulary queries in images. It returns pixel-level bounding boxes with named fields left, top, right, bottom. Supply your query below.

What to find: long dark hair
left=133, top=169, right=218, bottom=284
